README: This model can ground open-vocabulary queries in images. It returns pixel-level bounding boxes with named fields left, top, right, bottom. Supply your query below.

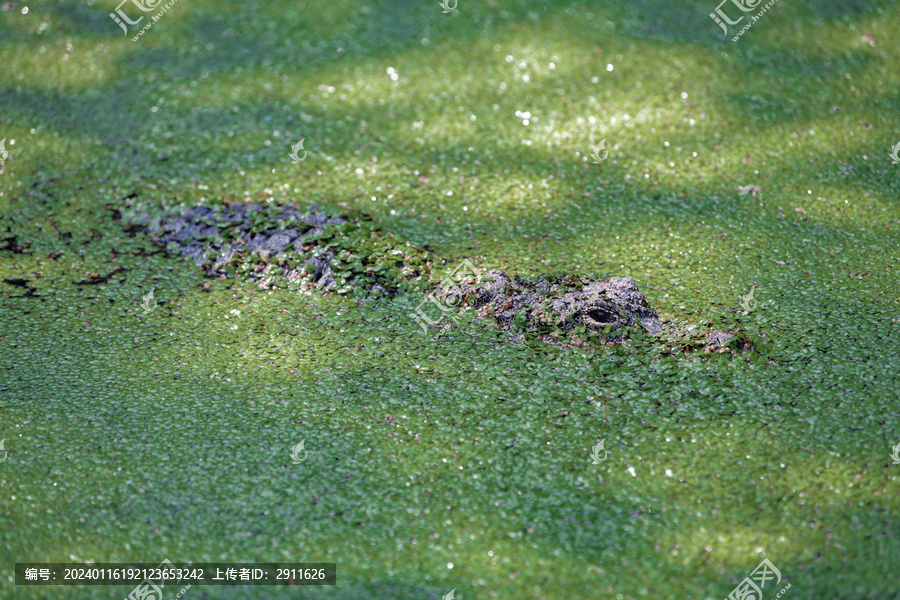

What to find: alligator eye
left=587, top=309, right=618, bottom=323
